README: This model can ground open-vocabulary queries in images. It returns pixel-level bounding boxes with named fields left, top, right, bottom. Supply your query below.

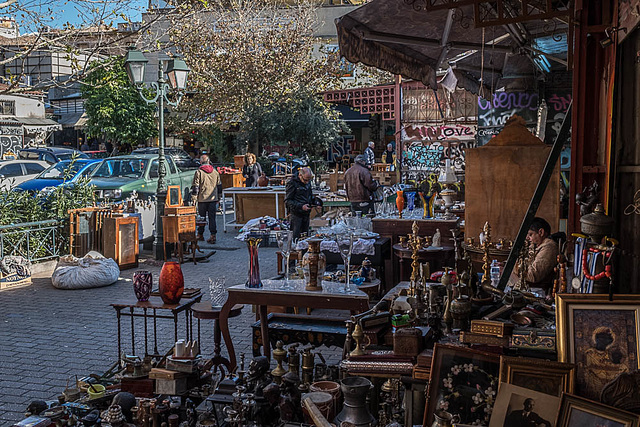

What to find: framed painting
left=556, top=294, right=640, bottom=400
left=489, top=383, right=561, bottom=427
left=423, top=344, right=500, bottom=427
left=499, top=356, right=576, bottom=397
left=556, top=393, right=639, bottom=427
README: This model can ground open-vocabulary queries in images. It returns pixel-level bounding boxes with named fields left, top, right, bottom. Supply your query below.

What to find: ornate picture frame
left=556, top=393, right=639, bottom=427
left=499, top=355, right=576, bottom=397
left=556, top=294, right=640, bottom=400
left=423, top=344, right=500, bottom=427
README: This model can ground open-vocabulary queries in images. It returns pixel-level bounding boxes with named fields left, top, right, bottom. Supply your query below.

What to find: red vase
left=159, top=262, right=184, bottom=304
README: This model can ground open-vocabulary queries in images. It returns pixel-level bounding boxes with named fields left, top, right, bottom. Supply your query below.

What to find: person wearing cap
left=344, top=154, right=379, bottom=215
left=364, top=141, right=376, bottom=169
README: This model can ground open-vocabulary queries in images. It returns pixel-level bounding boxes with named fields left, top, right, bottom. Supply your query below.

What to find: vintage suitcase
left=393, top=327, right=423, bottom=357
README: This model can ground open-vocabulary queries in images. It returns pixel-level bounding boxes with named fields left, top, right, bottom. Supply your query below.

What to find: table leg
left=143, top=308, right=148, bottom=356
left=153, top=309, right=159, bottom=356
left=219, top=300, right=236, bottom=371
left=212, top=319, right=232, bottom=372
left=259, top=304, right=270, bottom=360
left=116, top=308, right=122, bottom=362
left=174, top=311, right=178, bottom=344
left=197, top=318, right=201, bottom=344
left=130, top=307, right=135, bottom=356
left=185, top=309, right=189, bottom=341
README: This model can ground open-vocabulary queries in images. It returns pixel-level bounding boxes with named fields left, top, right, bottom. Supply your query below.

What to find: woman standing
left=242, top=153, right=263, bottom=187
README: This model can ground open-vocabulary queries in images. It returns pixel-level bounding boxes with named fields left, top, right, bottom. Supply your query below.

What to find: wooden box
left=235, top=192, right=286, bottom=223
left=102, top=216, right=139, bottom=269
left=470, top=320, right=514, bottom=337
left=163, top=214, right=196, bottom=243
left=460, top=331, right=510, bottom=347
left=155, top=377, right=188, bottom=395
left=221, top=172, right=244, bottom=189
left=234, top=155, right=245, bottom=169
left=393, top=327, right=423, bottom=357
left=166, top=356, right=200, bottom=373
left=465, top=116, right=560, bottom=242
left=148, top=368, right=187, bottom=380
left=120, top=377, right=154, bottom=398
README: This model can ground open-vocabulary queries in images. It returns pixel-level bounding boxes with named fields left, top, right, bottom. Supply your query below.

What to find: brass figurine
left=271, top=341, right=287, bottom=384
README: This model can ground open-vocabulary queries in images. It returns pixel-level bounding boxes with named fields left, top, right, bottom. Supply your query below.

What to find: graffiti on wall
left=477, top=91, right=572, bottom=145
left=0, top=126, right=23, bottom=159
left=327, top=134, right=355, bottom=162
left=401, top=124, right=476, bottom=180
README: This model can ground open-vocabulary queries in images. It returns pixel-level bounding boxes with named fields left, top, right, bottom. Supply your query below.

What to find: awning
left=336, top=0, right=570, bottom=95
left=56, top=112, right=85, bottom=129
left=18, top=117, right=62, bottom=133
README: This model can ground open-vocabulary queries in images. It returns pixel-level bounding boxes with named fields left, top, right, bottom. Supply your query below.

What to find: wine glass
left=334, top=233, right=355, bottom=294
left=277, top=231, right=294, bottom=290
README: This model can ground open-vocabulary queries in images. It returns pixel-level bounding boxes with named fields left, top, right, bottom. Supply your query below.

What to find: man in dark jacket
left=345, top=154, right=379, bottom=215
left=285, top=167, right=315, bottom=240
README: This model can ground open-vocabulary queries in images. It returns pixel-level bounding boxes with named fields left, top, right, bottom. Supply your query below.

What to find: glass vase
left=133, top=270, right=152, bottom=302
left=246, top=237, right=263, bottom=288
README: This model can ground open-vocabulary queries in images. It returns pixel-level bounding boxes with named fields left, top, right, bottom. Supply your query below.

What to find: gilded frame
left=556, top=293, right=640, bottom=400
left=499, top=355, right=576, bottom=397
left=556, top=393, right=639, bottom=427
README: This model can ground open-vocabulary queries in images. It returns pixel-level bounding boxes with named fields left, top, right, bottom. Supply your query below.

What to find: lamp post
left=124, top=47, right=190, bottom=260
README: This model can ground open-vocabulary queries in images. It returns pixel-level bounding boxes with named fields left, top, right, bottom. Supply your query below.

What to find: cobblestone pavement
left=0, top=214, right=346, bottom=426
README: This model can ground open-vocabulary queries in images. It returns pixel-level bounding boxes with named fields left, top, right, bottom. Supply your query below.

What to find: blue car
left=14, top=159, right=101, bottom=193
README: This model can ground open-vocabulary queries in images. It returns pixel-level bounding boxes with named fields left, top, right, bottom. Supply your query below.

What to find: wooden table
left=219, top=279, right=370, bottom=370
left=190, top=302, right=244, bottom=376
left=393, top=244, right=455, bottom=282
left=110, top=294, right=202, bottom=361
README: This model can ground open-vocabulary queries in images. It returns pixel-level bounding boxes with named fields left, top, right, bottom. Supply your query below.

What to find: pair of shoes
left=196, top=234, right=204, bottom=241
left=207, top=236, right=216, bottom=244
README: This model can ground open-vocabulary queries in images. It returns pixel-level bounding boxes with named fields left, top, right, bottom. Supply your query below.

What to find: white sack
left=51, top=251, right=120, bottom=289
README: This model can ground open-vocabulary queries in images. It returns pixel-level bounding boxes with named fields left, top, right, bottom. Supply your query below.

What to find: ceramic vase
left=302, top=238, right=326, bottom=291
left=396, top=190, right=404, bottom=218
left=246, top=237, right=263, bottom=288
left=133, top=270, right=152, bottom=302
left=158, top=262, right=184, bottom=304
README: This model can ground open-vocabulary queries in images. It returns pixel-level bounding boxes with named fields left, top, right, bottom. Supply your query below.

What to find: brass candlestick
left=271, top=341, right=287, bottom=384
left=407, top=221, right=424, bottom=297
left=481, top=222, right=492, bottom=289
left=350, top=323, right=367, bottom=357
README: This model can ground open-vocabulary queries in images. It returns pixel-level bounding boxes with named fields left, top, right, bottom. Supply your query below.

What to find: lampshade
left=438, top=158, right=457, bottom=185
left=166, top=57, right=190, bottom=90
left=124, top=47, right=148, bottom=85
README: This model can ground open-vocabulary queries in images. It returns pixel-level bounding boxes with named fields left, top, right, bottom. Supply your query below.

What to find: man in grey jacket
left=192, top=154, right=221, bottom=244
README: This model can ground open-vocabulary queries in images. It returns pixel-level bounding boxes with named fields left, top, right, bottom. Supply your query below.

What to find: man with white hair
left=364, top=141, right=375, bottom=169
left=285, top=167, right=317, bottom=240
left=192, top=154, right=221, bottom=244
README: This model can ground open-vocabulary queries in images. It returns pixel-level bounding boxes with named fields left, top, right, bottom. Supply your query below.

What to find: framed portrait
left=166, top=185, right=183, bottom=208
left=556, top=294, right=640, bottom=400
left=489, top=383, right=561, bottom=427
left=556, top=393, right=639, bottom=427
left=499, top=356, right=576, bottom=397
left=423, top=344, right=500, bottom=427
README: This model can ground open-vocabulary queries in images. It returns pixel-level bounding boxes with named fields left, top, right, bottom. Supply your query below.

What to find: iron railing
left=0, top=220, right=62, bottom=262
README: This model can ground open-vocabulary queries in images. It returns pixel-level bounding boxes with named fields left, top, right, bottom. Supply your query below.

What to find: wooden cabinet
left=102, top=216, right=139, bottom=269
left=221, top=172, right=244, bottom=189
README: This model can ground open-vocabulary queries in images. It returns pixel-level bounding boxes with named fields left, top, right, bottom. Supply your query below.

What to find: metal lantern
left=123, top=47, right=148, bottom=86
left=166, top=57, right=190, bottom=90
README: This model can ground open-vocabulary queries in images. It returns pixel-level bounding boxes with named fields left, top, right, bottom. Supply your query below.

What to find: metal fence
left=0, top=220, right=62, bottom=262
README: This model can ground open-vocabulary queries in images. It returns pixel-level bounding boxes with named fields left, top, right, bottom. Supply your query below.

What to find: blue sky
left=16, top=0, right=149, bottom=32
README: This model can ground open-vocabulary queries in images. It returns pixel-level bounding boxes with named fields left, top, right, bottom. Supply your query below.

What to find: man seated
left=515, top=217, right=559, bottom=292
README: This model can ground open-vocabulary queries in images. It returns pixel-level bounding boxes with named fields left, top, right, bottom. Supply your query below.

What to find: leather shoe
left=196, top=234, right=204, bottom=241
left=207, top=236, right=216, bottom=244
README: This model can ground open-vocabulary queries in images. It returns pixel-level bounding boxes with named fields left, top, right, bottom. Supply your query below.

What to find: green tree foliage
left=81, top=57, right=158, bottom=147
left=237, top=90, right=349, bottom=158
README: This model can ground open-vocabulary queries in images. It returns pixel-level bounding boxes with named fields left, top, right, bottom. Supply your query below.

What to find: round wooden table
left=190, top=302, right=244, bottom=375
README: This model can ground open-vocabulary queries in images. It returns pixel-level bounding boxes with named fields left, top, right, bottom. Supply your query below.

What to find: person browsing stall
left=192, top=154, right=221, bottom=244
left=344, top=154, right=379, bottom=215
left=242, top=152, right=263, bottom=187
left=364, top=141, right=375, bottom=169
left=285, top=167, right=318, bottom=240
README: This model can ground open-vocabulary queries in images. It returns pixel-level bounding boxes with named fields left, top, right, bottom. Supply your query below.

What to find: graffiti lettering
left=0, top=135, right=22, bottom=159
left=403, top=124, right=476, bottom=142
left=327, top=135, right=354, bottom=162
left=402, top=139, right=476, bottom=175
left=478, top=92, right=539, bottom=111
left=547, top=94, right=572, bottom=112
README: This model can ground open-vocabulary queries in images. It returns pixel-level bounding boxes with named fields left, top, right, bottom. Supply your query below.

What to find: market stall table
left=110, top=294, right=202, bottom=361
left=219, top=279, right=370, bottom=370
left=221, top=186, right=286, bottom=232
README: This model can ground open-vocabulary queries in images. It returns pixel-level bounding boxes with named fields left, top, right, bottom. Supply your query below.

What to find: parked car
left=19, top=146, right=89, bottom=164
left=13, top=159, right=102, bottom=193
left=0, top=159, right=49, bottom=189
left=131, top=147, right=199, bottom=170
left=90, top=154, right=195, bottom=200
left=84, top=150, right=109, bottom=159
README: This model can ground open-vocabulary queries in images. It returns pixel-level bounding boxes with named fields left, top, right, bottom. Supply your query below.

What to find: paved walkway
left=0, top=216, right=345, bottom=425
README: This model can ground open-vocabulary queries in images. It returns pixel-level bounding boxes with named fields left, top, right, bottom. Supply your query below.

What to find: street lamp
left=124, top=47, right=190, bottom=260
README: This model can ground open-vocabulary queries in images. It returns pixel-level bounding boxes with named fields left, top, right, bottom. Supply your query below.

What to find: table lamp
left=438, top=158, right=457, bottom=219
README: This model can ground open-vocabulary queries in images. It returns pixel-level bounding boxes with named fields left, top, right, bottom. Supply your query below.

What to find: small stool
left=190, top=302, right=244, bottom=375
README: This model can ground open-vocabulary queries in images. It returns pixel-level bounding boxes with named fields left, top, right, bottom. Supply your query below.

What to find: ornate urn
left=302, top=238, right=326, bottom=291
left=580, top=203, right=614, bottom=243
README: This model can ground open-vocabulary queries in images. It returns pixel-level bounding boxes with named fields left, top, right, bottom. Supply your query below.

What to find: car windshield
left=38, top=162, right=85, bottom=179
left=92, top=159, right=149, bottom=178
